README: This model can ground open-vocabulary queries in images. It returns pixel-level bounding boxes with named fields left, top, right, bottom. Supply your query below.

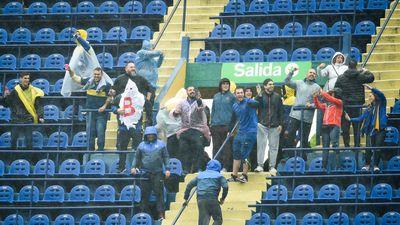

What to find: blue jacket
left=184, top=160, right=228, bottom=200
left=132, top=126, right=170, bottom=172
left=233, top=98, right=259, bottom=133
left=136, top=40, right=164, bottom=89
left=211, top=91, right=236, bottom=126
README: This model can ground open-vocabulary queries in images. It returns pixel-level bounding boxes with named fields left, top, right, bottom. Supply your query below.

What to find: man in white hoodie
left=317, top=52, right=348, bottom=91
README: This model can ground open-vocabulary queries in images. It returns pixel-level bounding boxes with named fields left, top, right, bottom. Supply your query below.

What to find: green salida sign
left=221, top=61, right=312, bottom=83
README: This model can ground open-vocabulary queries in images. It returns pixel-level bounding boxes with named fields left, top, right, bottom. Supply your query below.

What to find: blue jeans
left=322, top=125, right=340, bottom=169
left=87, top=112, right=108, bottom=151
left=233, top=132, right=256, bottom=160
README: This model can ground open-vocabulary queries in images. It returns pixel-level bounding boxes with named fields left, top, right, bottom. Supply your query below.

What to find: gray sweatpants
left=257, top=123, right=280, bottom=168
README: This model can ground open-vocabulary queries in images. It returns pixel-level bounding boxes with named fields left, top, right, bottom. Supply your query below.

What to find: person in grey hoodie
left=183, top=159, right=229, bottom=225
left=131, top=126, right=170, bottom=220
left=317, top=52, right=348, bottom=91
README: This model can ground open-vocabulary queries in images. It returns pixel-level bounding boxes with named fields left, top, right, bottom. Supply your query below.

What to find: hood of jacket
left=331, top=52, right=346, bottom=65
left=141, top=40, right=153, bottom=50
left=144, top=126, right=158, bottom=139
left=206, top=160, right=221, bottom=172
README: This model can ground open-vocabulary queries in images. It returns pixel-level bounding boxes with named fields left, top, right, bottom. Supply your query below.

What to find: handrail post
left=182, top=0, right=187, bottom=31
left=181, top=36, right=190, bottom=61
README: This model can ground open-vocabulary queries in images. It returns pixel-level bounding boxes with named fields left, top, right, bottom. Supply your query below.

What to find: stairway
left=163, top=172, right=271, bottom=225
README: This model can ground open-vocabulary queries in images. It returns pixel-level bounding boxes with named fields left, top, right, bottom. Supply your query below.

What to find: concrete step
left=372, top=70, right=400, bottom=80
left=169, top=200, right=254, bottom=211
left=159, top=22, right=215, bottom=32
left=366, top=88, right=400, bottom=99
left=166, top=209, right=251, bottom=221
left=178, top=181, right=268, bottom=193
left=372, top=79, right=400, bottom=89
left=173, top=0, right=228, bottom=6
left=385, top=9, right=400, bottom=18
left=380, top=17, right=400, bottom=27
left=159, top=66, right=177, bottom=76
left=173, top=6, right=224, bottom=14
left=366, top=42, right=400, bottom=52
left=362, top=52, right=400, bottom=61
left=161, top=48, right=200, bottom=59
left=156, top=39, right=204, bottom=49
left=163, top=217, right=244, bottom=225
left=169, top=15, right=220, bottom=23
left=376, top=26, right=400, bottom=35
left=371, top=34, right=400, bottom=43
left=364, top=61, right=400, bottom=70
left=160, top=57, right=182, bottom=67
left=153, top=31, right=209, bottom=39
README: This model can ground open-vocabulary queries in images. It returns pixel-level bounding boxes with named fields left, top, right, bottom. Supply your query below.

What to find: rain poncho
left=119, top=79, right=145, bottom=129
left=135, top=40, right=164, bottom=89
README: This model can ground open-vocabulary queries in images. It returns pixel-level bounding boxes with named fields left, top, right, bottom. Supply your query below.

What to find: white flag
left=119, top=79, right=145, bottom=129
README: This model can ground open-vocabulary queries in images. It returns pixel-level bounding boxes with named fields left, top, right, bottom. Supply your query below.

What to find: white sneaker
left=269, top=167, right=277, bottom=175
left=361, top=165, right=370, bottom=171
left=221, top=168, right=227, bottom=172
left=254, top=166, right=264, bottom=172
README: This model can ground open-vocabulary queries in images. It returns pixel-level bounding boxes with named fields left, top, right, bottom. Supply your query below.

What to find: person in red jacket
left=313, top=88, right=343, bottom=170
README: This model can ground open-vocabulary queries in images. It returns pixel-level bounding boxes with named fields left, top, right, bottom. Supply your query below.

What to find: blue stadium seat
left=291, top=47, right=312, bottom=61
left=354, top=212, right=375, bottom=225
left=4, top=2, right=24, bottom=14
left=51, top=2, right=72, bottom=14
left=145, top=0, right=167, bottom=15
left=344, top=183, right=366, bottom=200
left=44, top=53, right=65, bottom=70
left=57, top=27, right=77, bottom=43
left=195, top=50, right=217, bottom=63
left=248, top=212, right=270, bottom=225
left=80, top=214, right=100, bottom=225
left=381, top=212, right=400, bottom=225
left=371, top=183, right=392, bottom=200
left=387, top=155, right=400, bottom=172
left=109, top=160, right=120, bottom=174
left=307, top=21, right=328, bottom=35
left=316, top=47, right=335, bottom=61
left=235, top=23, right=256, bottom=37
left=335, top=155, right=356, bottom=173
left=124, top=1, right=143, bottom=13
left=130, top=26, right=151, bottom=40
left=32, top=78, right=50, bottom=95
left=328, top=213, right=349, bottom=225
left=354, top=21, right=376, bottom=35
left=264, top=184, right=288, bottom=202
left=106, top=214, right=126, bottom=225
left=276, top=213, right=296, bottom=225
left=59, top=159, right=80, bottom=176
left=84, top=159, right=106, bottom=175
left=99, top=1, right=119, bottom=14
left=87, top=27, right=103, bottom=43
left=19, top=131, right=43, bottom=150
left=120, top=185, right=141, bottom=202
left=331, top=21, right=352, bottom=34
left=28, top=2, right=48, bottom=14
left=272, top=0, right=293, bottom=12
left=0, top=54, right=17, bottom=70
left=292, top=184, right=314, bottom=201
left=318, top=184, right=340, bottom=201
left=0, top=108, right=11, bottom=122
left=29, top=214, right=49, bottom=225
left=342, top=0, right=364, bottom=11
left=105, top=26, right=127, bottom=42
left=211, top=24, right=232, bottom=38
left=319, top=0, right=340, bottom=11
left=351, top=47, right=361, bottom=62
left=243, top=48, right=264, bottom=62
left=0, top=132, right=11, bottom=149
left=43, top=185, right=64, bottom=202
left=10, top=27, right=32, bottom=44
left=224, top=0, right=246, bottom=14
left=168, top=158, right=183, bottom=176
left=0, top=28, right=7, bottom=45
left=47, top=131, right=68, bottom=149
left=248, top=0, right=269, bottom=14
left=69, top=185, right=90, bottom=203
left=117, top=52, right=138, bottom=67
left=9, top=159, right=30, bottom=176
left=97, top=52, right=114, bottom=70
left=33, top=28, right=55, bottom=43
left=77, top=1, right=96, bottom=14
left=63, top=105, right=79, bottom=120
left=301, top=213, right=323, bottom=225
left=367, top=0, right=388, bottom=9
left=284, top=156, right=306, bottom=173
left=20, top=54, right=41, bottom=70
left=295, top=0, right=317, bottom=12
left=220, top=49, right=241, bottom=62
left=71, top=131, right=88, bottom=148
left=4, top=214, right=24, bottom=225
left=55, top=215, right=75, bottom=225
left=34, top=159, right=55, bottom=176
left=384, top=126, right=399, bottom=145
left=282, top=22, right=303, bottom=36
left=0, top=160, right=4, bottom=176
left=0, top=186, right=14, bottom=203
left=17, top=185, right=39, bottom=203
left=94, top=185, right=116, bottom=202
left=52, top=79, right=64, bottom=94
left=268, top=48, right=288, bottom=61
left=131, top=213, right=152, bottom=225
left=258, top=22, right=280, bottom=37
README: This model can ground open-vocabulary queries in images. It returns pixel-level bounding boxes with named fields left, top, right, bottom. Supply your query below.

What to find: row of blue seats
left=264, top=183, right=400, bottom=202
left=0, top=51, right=137, bottom=71
left=0, top=158, right=182, bottom=177
left=0, top=26, right=152, bottom=45
left=224, top=0, right=389, bottom=14
left=247, top=211, right=399, bottom=225
left=2, top=212, right=153, bottom=225
left=2, top=1, right=167, bottom=15
left=210, top=20, right=376, bottom=38
left=195, top=47, right=362, bottom=63
left=2, top=78, right=64, bottom=94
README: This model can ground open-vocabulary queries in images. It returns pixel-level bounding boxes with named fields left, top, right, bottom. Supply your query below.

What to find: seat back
left=71, top=131, right=88, bottom=148
left=384, top=126, right=399, bottom=144
left=220, top=49, right=240, bottom=62
left=295, top=0, right=317, bottom=12
left=272, top=0, right=293, bottom=12
left=0, top=108, right=11, bottom=122
left=77, top=1, right=95, bottom=13
left=354, top=212, right=375, bottom=225
left=9, top=159, right=30, bottom=176
left=106, top=27, right=127, bottom=42
left=99, top=1, right=119, bottom=13
left=337, top=156, right=356, bottom=173
left=342, top=0, right=364, bottom=10
left=69, top=185, right=90, bottom=203
left=350, top=47, right=361, bottom=62
left=318, top=184, right=340, bottom=201
left=328, top=212, right=349, bottom=225
left=268, top=48, right=288, bottom=61
left=291, top=48, right=312, bottom=61
left=0, top=160, right=4, bottom=176
left=4, top=2, right=24, bottom=14
left=28, top=2, right=48, bottom=14
left=381, top=212, right=400, bottom=225
left=32, top=78, right=50, bottom=95
left=387, top=155, right=400, bottom=171
left=80, top=213, right=100, bottom=225
left=87, top=27, right=103, bottom=43
left=34, top=159, right=55, bottom=176
left=117, top=52, right=138, bottom=67
left=34, top=28, right=55, bottom=43
left=265, top=184, right=288, bottom=201
left=145, top=0, right=167, bottom=15
left=124, top=1, right=143, bottom=13
left=44, top=53, right=65, bottom=70
left=371, top=183, right=392, bottom=200
left=258, top=22, right=280, bottom=37
left=54, top=214, right=75, bottom=225
left=168, top=158, right=183, bottom=176
left=248, top=212, right=270, bottom=225
left=0, top=28, right=7, bottom=45
left=0, top=54, right=17, bottom=70
left=292, top=184, right=314, bottom=201
left=43, top=185, right=64, bottom=202
left=120, top=185, right=141, bottom=202
left=18, top=185, right=39, bottom=202
left=211, top=24, right=232, bottom=38
left=11, top=27, right=32, bottom=43
left=84, top=159, right=106, bottom=175
left=367, top=0, right=388, bottom=9
left=52, top=79, right=64, bottom=94
left=235, top=23, right=256, bottom=37
left=105, top=214, right=126, bottom=225
left=59, top=159, right=81, bottom=176
left=307, top=21, right=328, bottom=35
left=243, top=49, right=264, bottom=62
left=285, top=156, right=305, bottom=173
left=4, top=214, right=24, bottom=225
left=97, top=52, right=114, bottom=70
left=58, top=27, right=77, bottom=42
left=301, top=213, right=323, bottom=225
left=32, top=131, right=44, bottom=150
left=94, top=185, right=115, bottom=202
left=130, top=25, right=151, bottom=40
left=52, top=2, right=72, bottom=13
left=195, top=50, right=217, bottom=63
left=47, top=131, right=68, bottom=149
left=29, top=214, right=49, bottom=225
left=331, top=21, right=352, bottom=34
left=316, top=47, right=335, bottom=61
left=282, top=22, right=303, bottom=36
left=344, top=183, right=366, bottom=200
left=225, top=0, right=246, bottom=14
left=319, top=0, right=340, bottom=11
left=0, top=186, right=14, bottom=203
left=249, top=0, right=269, bottom=13
left=130, top=213, right=152, bottom=225
left=21, top=54, right=41, bottom=70
left=0, top=132, right=11, bottom=149
left=276, top=213, right=296, bottom=225
left=354, top=21, right=375, bottom=35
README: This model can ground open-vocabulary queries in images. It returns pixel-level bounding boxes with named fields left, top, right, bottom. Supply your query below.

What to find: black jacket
left=256, top=91, right=283, bottom=128
left=112, top=72, right=153, bottom=96
left=335, top=69, right=375, bottom=105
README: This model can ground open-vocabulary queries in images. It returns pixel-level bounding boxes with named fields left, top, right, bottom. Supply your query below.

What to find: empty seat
left=316, top=47, right=335, bottom=61
left=258, top=22, right=280, bottom=37
left=211, top=24, right=232, bottom=38
left=384, top=126, right=399, bottom=145
left=344, top=183, right=366, bottom=200
left=80, top=213, right=100, bottom=225
left=224, top=0, right=246, bottom=14
left=29, top=214, right=49, bottom=225
left=94, top=185, right=115, bottom=202
left=28, top=2, right=48, bottom=14
left=97, top=52, right=114, bottom=70
left=117, top=52, right=138, bottom=67
left=47, top=132, right=68, bottom=149
left=284, top=156, right=306, bottom=173
left=295, top=0, right=317, bottom=12
left=268, top=48, right=288, bottom=61
left=387, top=155, right=400, bottom=171
left=0, top=28, right=8, bottom=45
left=33, top=28, right=55, bottom=43
left=307, top=21, right=328, bottom=35
left=0, top=132, right=11, bottom=149
left=292, top=184, right=314, bottom=201
left=0, top=108, right=11, bottom=122
left=195, top=50, right=217, bottom=63
left=282, top=22, right=303, bottom=36
left=301, top=213, right=323, bottom=225
left=367, top=0, right=388, bottom=9
left=10, top=27, right=32, bottom=44
left=319, top=0, right=340, bottom=11
left=57, top=27, right=77, bottom=43
left=354, top=21, right=375, bottom=35
left=124, top=1, right=143, bottom=13
left=131, top=213, right=152, bottom=225
left=99, top=1, right=119, bottom=13
left=264, top=184, right=288, bottom=202
left=77, top=1, right=95, bottom=14
left=55, top=215, right=74, bottom=225
left=87, top=27, right=103, bottom=43
left=4, top=2, right=24, bottom=14
left=105, top=26, right=127, bottom=42
left=220, top=49, right=240, bottom=62
left=32, top=78, right=50, bottom=95
left=168, top=158, right=183, bottom=176
left=109, top=160, right=119, bottom=174
left=276, top=213, right=296, bottom=225
left=20, top=54, right=41, bottom=70
left=130, top=25, right=151, bottom=40
left=84, top=159, right=106, bottom=175
left=44, top=53, right=65, bottom=70
left=145, top=0, right=167, bottom=15
left=69, top=185, right=90, bottom=203
left=63, top=105, right=83, bottom=120
left=248, top=213, right=270, bottom=225
left=350, top=47, right=361, bottom=62
left=51, top=2, right=72, bottom=14
left=248, top=0, right=269, bottom=14
left=371, top=183, right=392, bottom=200
left=17, top=185, right=39, bottom=203
left=43, top=185, right=64, bottom=202
left=235, top=23, right=256, bottom=37
left=34, top=159, right=55, bottom=176
left=9, top=159, right=30, bottom=176
left=52, top=79, right=63, bottom=94
left=381, top=211, right=400, bottom=225
left=32, top=131, right=44, bottom=150
left=71, top=131, right=88, bottom=148
left=120, top=185, right=141, bottom=202
left=59, top=159, right=80, bottom=176
left=328, top=212, right=349, bottom=225
left=4, top=214, right=24, bottom=225
left=354, top=212, right=375, bottom=225
left=331, top=21, right=352, bottom=34
left=318, top=184, right=340, bottom=201
left=106, top=214, right=126, bottom=225
left=272, top=0, right=293, bottom=12
left=0, top=54, right=17, bottom=70
left=335, top=156, right=356, bottom=173
left=0, top=186, right=14, bottom=203
left=291, top=48, right=312, bottom=61
left=342, top=0, right=364, bottom=11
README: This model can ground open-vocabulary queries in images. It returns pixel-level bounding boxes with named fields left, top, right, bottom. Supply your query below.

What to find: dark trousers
left=342, top=106, right=361, bottom=147
left=11, top=125, right=32, bottom=150
left=140, top=172, right=165, bottom=214
left=179, top=129, right=205, bottom=173
left=210, top=125, right=232, bottom=171
left=322, top=125, right=340, bottom=169
left=197, top=198, right=222, bottom=225
left=366, top=130, right=386, bottom=166
left=167, top=134, right=179, bottom=159
left=117, top=128, right=142, bottom=171
left=286, top=117, right=312, bottom=159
